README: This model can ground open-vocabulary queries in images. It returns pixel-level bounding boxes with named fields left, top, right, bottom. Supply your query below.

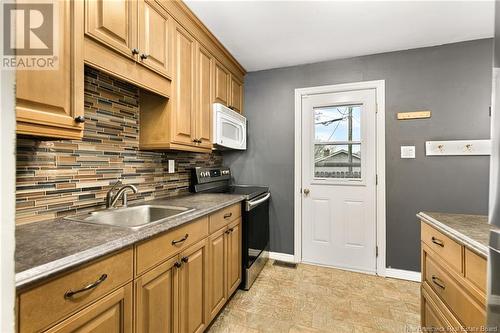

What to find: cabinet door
left=138, top=0, right=171, bottom=77
left=207, top=228, right=227, bottom=321
left=44, top=283, right=132, bottom=333
left=179, top=239, right=208, bottom=333
left=135, top=257, right=178, bottom=333
left=172, top=23, right=196, bottom=147
left=16, top=0, right=84, bottom=140
left=229, top=75, right=243, bottom=114
left=227, top=218, right=242, bottom=296
left=196, top=45, right=214, bottom=149
left=214, top=61, right=230, bottom=106
left=85, top=0, right=137, bottom=59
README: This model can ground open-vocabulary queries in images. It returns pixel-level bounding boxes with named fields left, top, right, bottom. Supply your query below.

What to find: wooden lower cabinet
left=420, top=221, right=487, bottom=332
left=178, top=239, right=209, bottom=333
left=44, top=283, right=133, bottom=333
left=135, top=257, right=178, bottom=333
left=226, top=219, right=242, bottom=295
left=207, top=228, right=227, bottom=321
left=421, top=285, right=461, bottom=332
left=18, top=207, right=242, bottom=333
left=207, top=218, right=242, bottom=321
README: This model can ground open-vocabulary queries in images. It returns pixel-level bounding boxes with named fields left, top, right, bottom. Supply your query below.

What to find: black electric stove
left=190, top=167, right=270, bottom=290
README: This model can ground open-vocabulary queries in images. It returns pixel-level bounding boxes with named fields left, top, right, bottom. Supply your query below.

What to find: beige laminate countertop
left=417, top=211, right=493, bottom=257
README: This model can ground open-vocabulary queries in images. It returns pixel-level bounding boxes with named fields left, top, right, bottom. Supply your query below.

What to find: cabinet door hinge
left=376, top=174, right=378, bottom=185
left=376, top=246, right=379, bottom=257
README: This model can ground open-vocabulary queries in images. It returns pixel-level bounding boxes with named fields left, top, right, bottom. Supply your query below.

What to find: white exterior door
left=301, top=89, right=377, bottom=273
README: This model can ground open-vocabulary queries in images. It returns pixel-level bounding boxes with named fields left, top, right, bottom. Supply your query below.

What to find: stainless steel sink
left=67, top=205, right=195, bottom=230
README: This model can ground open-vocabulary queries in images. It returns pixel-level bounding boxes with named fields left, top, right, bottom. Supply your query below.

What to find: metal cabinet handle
left=431, top=237, right=444, bottom=247
left=131, top=48, right=139, bottom=55
left=223, top=212, right=232, bottom=219
left=172, top=234, right=189, bottom=245
left=174, top=261, right=182, bottom=268
left=64, top=274, right=107, bottom=299
left=181, top=256, right=189, bottom=263
left=228, top=228, right=234, bottom=233
left=140, top=53, right=149, bottom=60
left=74, top=116, right=85, bottom=123
left=303, top=188, right=310, bottom=195
left=431, top=275, right=446, bottom=289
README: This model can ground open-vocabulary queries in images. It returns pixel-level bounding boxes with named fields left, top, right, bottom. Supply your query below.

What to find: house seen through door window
left=313, top=105, right=362, bottom=179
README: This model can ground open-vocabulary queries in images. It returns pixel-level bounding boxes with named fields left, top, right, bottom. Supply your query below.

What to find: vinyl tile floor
left=207, top=261, right=420, bottom=333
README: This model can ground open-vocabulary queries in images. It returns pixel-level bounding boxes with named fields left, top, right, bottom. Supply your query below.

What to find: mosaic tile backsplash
left=16, top=66, right=223, bottom=225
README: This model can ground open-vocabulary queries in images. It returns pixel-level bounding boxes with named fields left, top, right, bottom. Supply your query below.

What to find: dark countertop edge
left=417, top=212, right=488, bottom=258
left=15, top=195, right=246, bottom=291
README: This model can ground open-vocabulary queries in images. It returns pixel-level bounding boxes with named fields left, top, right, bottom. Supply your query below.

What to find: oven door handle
left=246, top=193, right=271, bottom=211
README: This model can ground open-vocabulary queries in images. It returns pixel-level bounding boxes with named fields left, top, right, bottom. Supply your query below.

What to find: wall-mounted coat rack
left=426, top=140, right=491, bottom=156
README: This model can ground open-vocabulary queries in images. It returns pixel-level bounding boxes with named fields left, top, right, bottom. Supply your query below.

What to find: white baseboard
left=385, top=268, right=421, bottom=282
left=268, top=252, right=296, bottom=263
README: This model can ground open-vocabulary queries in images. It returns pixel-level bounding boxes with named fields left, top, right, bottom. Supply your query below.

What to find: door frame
left=293, top=80, right=386, bottom=276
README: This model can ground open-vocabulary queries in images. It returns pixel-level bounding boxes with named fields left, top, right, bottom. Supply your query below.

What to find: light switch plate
left=401, top=146, right=416, bottom=159
left=168, top=160, right=175, bottom=173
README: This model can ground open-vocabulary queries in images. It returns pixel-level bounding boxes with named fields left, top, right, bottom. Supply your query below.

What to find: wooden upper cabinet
left=138, top=0, right=171, bottom=78
left=135, top=257, right=178, bottom=333
left=172, top=23, right=196, bottom=147
left=229, top=75, right=244, bottom=114
left=214, top=61, right=230, bottom=106
left=196, top=45, right=214, bottom=149
left=178, top=239, right=209, bottom=333
left=44, top=284, right=133, bottom=333
left=85, top=0, right=137, bottom=59
left=16, top=0, right=84, bottom=140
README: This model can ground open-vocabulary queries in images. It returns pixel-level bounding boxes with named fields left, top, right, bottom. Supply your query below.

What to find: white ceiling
left=185, top=1, right=495, bottom=72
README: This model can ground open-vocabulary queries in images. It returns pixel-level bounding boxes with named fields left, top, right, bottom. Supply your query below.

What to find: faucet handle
left=106, top=180, right=123, bottom=208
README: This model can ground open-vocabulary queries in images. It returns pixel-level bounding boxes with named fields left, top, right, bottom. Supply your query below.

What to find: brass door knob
left=303, top=189, right=310, bottom=195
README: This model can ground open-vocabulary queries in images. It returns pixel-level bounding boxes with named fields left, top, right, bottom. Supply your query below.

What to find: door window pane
left=314, top=105, right=362, bottom=179
left=314, top=105, right=361, bottom=142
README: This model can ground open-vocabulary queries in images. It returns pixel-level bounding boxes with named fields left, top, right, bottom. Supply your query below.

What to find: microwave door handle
left=238, top=123, right=245, bottom=146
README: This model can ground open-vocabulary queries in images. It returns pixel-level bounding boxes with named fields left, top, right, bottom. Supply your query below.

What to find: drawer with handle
left=135, top=216, right=209, bottom=275
left=423, top=250, right=485, bottom=330
left=18, top=247, right=133, bottom=333
left=421, top=222, right=463, bottom=273
left=209, top=203, right=241, bottom=233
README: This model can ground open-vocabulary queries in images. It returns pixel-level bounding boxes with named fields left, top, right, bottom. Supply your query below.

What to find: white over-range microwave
left=212, top=103, right=247, bottom=150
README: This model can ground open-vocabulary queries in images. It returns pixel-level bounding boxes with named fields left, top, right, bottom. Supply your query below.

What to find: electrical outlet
left=401, top=146, right=416, bottom=159
left=168, top=160, right=175, bottom=173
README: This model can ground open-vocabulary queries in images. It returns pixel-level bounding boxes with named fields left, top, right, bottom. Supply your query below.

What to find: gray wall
left=223, top=39, right=492, bottom=272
